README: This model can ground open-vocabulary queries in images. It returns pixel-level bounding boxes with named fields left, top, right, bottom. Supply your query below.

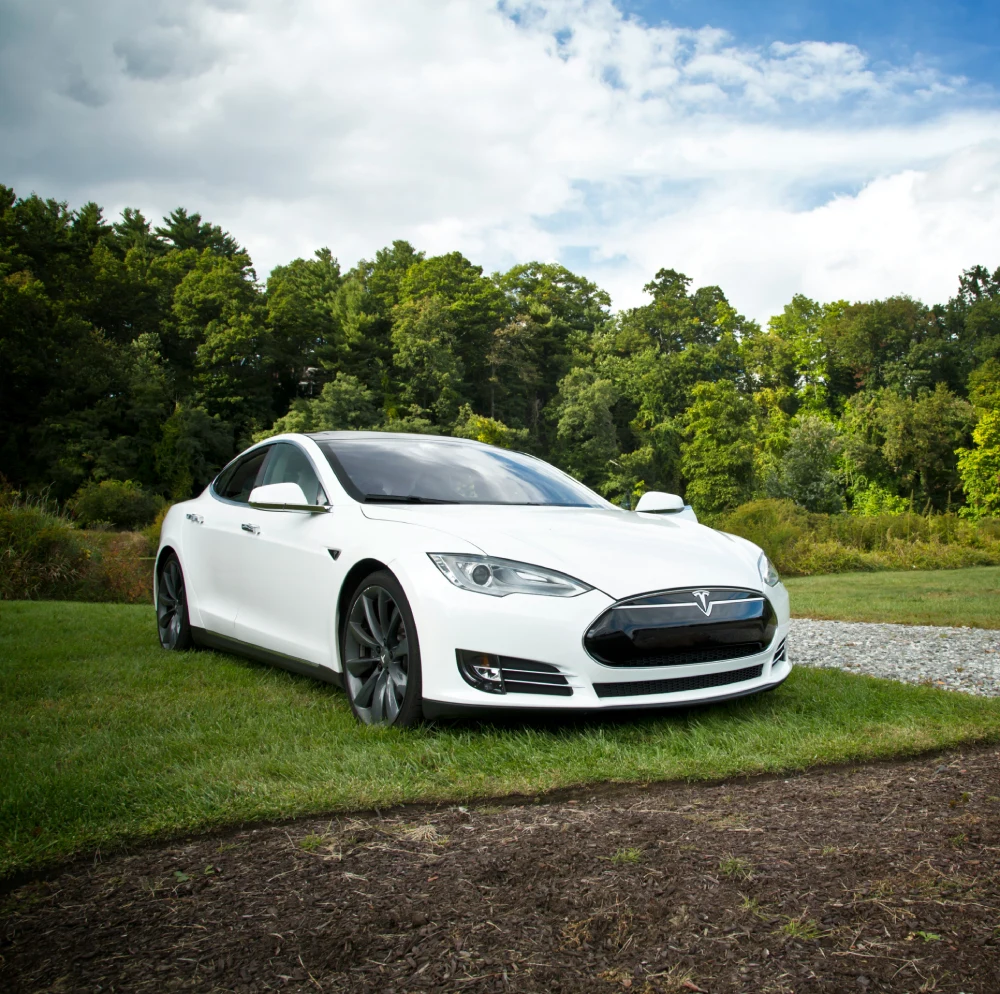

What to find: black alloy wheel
left=342, top=570, right=422, bottom=726
left=157, top=552, right=194, bottom=650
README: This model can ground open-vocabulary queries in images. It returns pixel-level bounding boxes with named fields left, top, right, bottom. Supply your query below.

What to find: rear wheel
left=157, top=552, right=193, bottom=651
left=342, top=570, right=422, bottom=726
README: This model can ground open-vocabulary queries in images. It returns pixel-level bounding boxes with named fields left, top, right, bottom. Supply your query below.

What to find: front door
left=234, top=441, right=344, bottom=668
left=188, top=446, right=270, bottom=637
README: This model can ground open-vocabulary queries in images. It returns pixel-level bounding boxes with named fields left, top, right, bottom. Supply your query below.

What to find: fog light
left=456, top=649, right=505, bottom=694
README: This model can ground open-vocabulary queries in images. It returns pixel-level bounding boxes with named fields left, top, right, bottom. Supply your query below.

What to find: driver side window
left=260, top=443, right=328, bottom=505
left=215, top=447, right=270, bottom=503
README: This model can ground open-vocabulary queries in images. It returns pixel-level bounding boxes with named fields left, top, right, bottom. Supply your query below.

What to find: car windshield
left=315, top=437, right=606, bottom=507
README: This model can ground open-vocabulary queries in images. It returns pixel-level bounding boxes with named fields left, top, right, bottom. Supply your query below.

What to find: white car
left=155, top=432, right=791, bottom=725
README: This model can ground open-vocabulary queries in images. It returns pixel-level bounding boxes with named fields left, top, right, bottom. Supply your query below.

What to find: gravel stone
left=791, top=618, right=1000, bottom=696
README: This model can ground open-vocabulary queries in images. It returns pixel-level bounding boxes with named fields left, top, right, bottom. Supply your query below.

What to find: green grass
left=786, top=566, right=1000, bottom=628
left=610, top=846, right=643, bottom=865
left=3, top=601, right=1000, bottom=879
left=718, top=855, right=754, bottom=881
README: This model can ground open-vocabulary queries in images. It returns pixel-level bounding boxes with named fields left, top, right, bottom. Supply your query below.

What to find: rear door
left=189, top=446, right=270, bottom=637
left=234, top=441, right=345, bottom=667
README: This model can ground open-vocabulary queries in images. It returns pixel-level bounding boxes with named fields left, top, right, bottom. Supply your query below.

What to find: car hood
left=361, top=504, right=762, bottom=601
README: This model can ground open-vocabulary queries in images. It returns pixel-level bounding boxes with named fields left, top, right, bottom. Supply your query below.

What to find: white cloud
left=1, top=0, right=998, bottom=321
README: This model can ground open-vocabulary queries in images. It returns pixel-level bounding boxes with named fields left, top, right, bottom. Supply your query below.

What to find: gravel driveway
left=791, top=618, right=1000, bottom=696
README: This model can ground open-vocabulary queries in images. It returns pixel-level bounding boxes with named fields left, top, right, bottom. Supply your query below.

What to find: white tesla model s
left=154, top=431, right=790, bottom=725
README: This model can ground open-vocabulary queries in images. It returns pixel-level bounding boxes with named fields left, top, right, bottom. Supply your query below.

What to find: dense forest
left=1, top=184, right=998, bottom=520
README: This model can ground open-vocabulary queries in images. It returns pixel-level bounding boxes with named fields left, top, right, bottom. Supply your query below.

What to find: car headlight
left=758, top=552, right=780, bottom=587
left=428, top=553, right=592, bottom=598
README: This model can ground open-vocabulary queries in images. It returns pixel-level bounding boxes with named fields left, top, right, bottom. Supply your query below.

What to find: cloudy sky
left=1, top=0, right=998, bottom=322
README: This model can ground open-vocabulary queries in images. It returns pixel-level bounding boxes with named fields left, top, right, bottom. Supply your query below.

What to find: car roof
left=306, top=431, right=487, bottom=445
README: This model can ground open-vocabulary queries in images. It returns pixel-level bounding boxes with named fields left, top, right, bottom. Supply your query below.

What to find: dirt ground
left=3, top=746, right=1000, bottom=994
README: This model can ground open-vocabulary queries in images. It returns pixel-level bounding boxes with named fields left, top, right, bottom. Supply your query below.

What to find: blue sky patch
left=616, top=0, right=1000, bottom=91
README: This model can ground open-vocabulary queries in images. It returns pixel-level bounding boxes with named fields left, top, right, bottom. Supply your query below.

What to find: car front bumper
left=389, top=553, right=792, bottom=715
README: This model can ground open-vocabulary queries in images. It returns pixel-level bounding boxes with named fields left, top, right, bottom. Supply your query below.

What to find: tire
left=156, top=552, right=194, bottom=651
left=341, top=569, right=423, bottom=727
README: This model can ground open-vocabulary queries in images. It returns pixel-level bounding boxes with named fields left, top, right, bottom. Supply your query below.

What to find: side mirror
left=249, top=482, right=329, bottom=513
left=635, top=491, right=685, bottom=514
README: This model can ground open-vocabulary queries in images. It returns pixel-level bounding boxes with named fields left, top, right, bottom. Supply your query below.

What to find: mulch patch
left=3, top=746, right=1000, bottom=993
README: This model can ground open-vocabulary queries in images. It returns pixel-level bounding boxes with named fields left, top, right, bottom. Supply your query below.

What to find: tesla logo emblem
left=691, top=589, right=712, bottom=616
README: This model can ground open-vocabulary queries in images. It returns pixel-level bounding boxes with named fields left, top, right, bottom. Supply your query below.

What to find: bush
left=141, top=503, right=172, bottom=554
left=68, top=480, right=164, bottom=530
left=74, top=531, right=153, bottom=604
left=718, top=498, right=1000, bottom=577
left=0, top=483, right=88, bottom=599
left=1, top=480, right=153, bottom=603
left=849, top=481, right=910, bottom=516
left=717, top=499, right=810, bottom=574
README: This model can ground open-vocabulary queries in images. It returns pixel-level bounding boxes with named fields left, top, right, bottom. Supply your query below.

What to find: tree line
left=1, top=184, right=998, bottom=519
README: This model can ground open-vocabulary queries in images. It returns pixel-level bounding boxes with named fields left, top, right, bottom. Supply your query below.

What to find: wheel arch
left=153, top=545, right=203, bottom=631
left=153, top=544, right=178, bottom=602
left=335, top=557, right=391, bottom=666
left=155, top=544, right=178, bottom=573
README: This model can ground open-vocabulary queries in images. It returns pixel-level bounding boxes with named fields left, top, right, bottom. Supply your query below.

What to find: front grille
left=585, top=587, right=776, bottom=667
left=500, top=656, right=573, bottom=696
left=593, top=664, right=764, bottom=699
left=629, top=644, right=764, bottom=668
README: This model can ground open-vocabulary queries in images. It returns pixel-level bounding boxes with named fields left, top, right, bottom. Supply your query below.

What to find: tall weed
left=720, top=499, right=1000, bottom=576
left=0, top=480, right=153, bottom=603
left=75, top=532, right=153, bottom=604
left=0, top=483, right=87, bottom=599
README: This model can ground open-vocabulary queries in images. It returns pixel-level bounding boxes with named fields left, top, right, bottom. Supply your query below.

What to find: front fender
left=328, top=512, right=485, bottom=674
left=155, top=503, right=206, bottom=630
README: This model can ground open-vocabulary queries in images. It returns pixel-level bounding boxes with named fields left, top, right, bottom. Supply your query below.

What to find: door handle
left=241, top=523, right=260, bottom=535
left=186, top=513, right=204, bottom=524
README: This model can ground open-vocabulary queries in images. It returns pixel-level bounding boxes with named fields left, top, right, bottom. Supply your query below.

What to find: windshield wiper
left=363, top=494, right=459, bottom=504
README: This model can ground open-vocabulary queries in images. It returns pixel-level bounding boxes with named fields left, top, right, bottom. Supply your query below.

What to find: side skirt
left=191, top=627, right=343, bottom=689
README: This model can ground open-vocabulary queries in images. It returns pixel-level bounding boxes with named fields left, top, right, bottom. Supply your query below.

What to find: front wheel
left=342, top=570, right=423, bottom=727
left=156, top=552, right=194, bottom=650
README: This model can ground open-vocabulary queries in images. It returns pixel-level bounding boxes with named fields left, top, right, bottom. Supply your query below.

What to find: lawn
left=3, top=599, right=1000, bottom=879
left=786, top=565, right=1000, bottom=628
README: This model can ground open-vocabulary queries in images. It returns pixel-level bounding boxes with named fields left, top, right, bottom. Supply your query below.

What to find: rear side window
left=214, top=448, right=269, bottom=503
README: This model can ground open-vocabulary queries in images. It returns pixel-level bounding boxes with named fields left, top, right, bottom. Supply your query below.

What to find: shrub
left=0, top=483, right=87, bottom=599
left=75, top=532, right=153, bottom=604
left=68, top=480, right=164, bottom=530
left=717, top=499, right=810, bottom=574
left=718, top=498, right=1000, bottom=577
left=849, top=481, right=911, bottom=516
left=1, top=480, right=153, bottom=603
left=141, top=503, right=172, bottom=555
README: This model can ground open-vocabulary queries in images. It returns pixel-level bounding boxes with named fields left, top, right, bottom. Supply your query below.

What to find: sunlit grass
left=786, top=566, right=1000, bottom=628
left=2, top=600, right=1000, bottom=878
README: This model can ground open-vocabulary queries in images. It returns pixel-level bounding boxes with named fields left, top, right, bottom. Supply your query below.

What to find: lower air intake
left=456, top=650, right=573, bottom=696
left=593, top=664, right=764, bottom=699
left=501, top=656, right=573, bottom=696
